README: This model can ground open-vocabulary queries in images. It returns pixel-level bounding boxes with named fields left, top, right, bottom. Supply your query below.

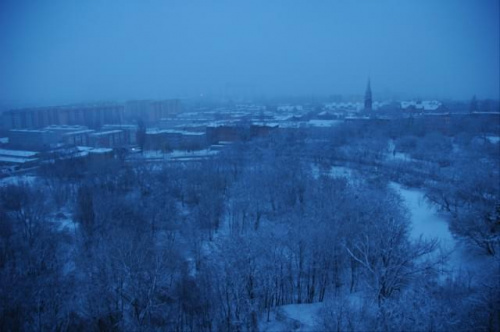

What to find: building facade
left=124, top=100, right=182, bottom=124
left=1, top=99, right=181, bottom=130
left=1, top=104, right=124, bottom=130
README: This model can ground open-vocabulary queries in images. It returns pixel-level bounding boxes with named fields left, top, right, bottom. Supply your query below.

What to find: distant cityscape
left=0, top=82, right=499, bottom=176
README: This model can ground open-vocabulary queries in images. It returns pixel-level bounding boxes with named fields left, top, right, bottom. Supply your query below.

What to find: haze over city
left=0, top=2, right=499, bottom=331
left=1, top=0, right=499, bottom=105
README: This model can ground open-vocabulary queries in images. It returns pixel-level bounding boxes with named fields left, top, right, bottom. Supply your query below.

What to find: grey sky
left=0, top=0, right=499, bottom=104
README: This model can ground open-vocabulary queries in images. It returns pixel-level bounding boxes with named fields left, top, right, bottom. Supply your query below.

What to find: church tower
left=364, top=78, right=372, bottom=111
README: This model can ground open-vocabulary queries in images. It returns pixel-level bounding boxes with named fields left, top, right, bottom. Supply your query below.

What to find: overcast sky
left=0, top=0, right=499, bottom=104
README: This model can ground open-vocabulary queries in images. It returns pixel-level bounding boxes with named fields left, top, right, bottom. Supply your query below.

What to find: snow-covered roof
left=345, top=116, right=370, bottom=120
left=147, top=129, right=205, bottom=136
left=277, top=122, right=306, bottom=128
left=181, top=131, right=205, bottom=136
left=251, top=122, right=279, bottom=127
left=0, top=148, right=38, bottom=157
left=131, top=149, right=219, bottom=161
left=76, top=146, right=93, bottom=152
left=323, top=102, right=364, bottom=112
left=273, top=114, right=294, bottom=121
left=90, top=130, right=123, bottom=137
left=233, top=104, right=266, bottom=111
left=102, top=124, right=138, bottom=129
left=168, top=149, right=218, bottom=158
left=62, top=130, right=95, bottom=136
left=0, top=156, right=38, bottom=164
left=401, top=100, right=441, bottom=111
left=89, top=148, right=113, bottom=154
left=205, top=120, right=243, bottom=127
left=472, top=112, right=500, bottom=115
left=147, top=129, right=176, bottom=135
left=277, top=105, right=304, bottom=112
left=423, top=112, right=450, bottom=116
left=9, top=129, right=48, bottom=133
left=308, top=120, right=342, bottom=127
left=44, top=125, right=88, bottom=131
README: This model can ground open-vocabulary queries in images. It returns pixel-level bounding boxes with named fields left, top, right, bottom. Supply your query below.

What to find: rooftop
left=89, top=148, right=113, bottom=154
left=0, top=156, right=38, bottom=164
left=9, top=129, right=49, bottom=133
left=45, top=125, right=88, bottom=131
left=147, top=129, right=206, bottom=136
left=90, top=130, right=123, bottom=137
left=62, top=130, right=95, bottom=136
left=0, top=148, right=38, bottom=157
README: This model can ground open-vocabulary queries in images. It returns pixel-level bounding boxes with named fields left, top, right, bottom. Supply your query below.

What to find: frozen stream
left=391, top=183, right=455, bottom=246
left=391, top=182, right=491, bottom=276
left=312, top=163, right=493, bottom=277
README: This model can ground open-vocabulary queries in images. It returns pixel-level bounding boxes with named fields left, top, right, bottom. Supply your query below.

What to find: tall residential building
left=1, top=99, right=182, bottom=130
left=124, top=99, right=181, bottom=124
left=1, top=104, right=124, bottom=130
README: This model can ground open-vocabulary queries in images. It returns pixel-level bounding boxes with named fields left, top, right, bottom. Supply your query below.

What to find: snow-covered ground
left=310, top=164, right=320, bottom=179
left=387, top=139, right=414, bottom=162
left=260, top=303, right=324, bottom=332
left=130, top=149, right=219, bottom=161
left=486, top=135, right=500, bottom=144
left=389, top=150, right=413, bottom=162
left=0, top=174, right=37, bottom=186
left=310, top=164, right=353, bottom=180
left=51, top=211, right=78, bottom=233
left=329, top=165, right=352, bottom=178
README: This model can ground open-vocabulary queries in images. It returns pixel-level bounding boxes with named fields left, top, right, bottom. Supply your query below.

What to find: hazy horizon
left=1, top=0, right=499, bottom=106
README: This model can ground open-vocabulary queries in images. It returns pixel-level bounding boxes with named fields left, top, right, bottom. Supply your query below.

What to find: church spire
left=364, top=78, right=372, bottom=111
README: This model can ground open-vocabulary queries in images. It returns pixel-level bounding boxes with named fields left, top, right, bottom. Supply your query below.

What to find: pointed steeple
left=364, top=78, right=372, bottom=111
